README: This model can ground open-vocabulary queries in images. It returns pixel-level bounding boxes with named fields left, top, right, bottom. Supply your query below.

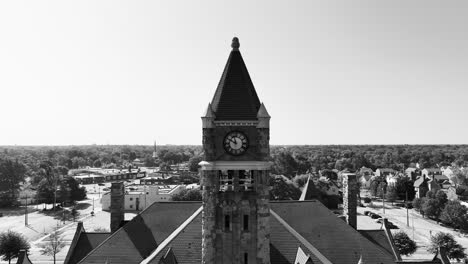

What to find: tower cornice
left=199, top=161, right=273, bottom=170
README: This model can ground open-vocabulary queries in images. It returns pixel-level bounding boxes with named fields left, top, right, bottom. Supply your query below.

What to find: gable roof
left=271, top=201, right=396, bottom=264
left=72, top=201, right=408, bottom=264
left=78, top=202, right=202, bottom=264
left=359, top=230, right=394, bottom=257
left=414, top=176, right=429, bottom=187
left=16, top=250, right=32, bottom=264
left=210, top=38, right=261, bottom=121
left=64, top=222, right=110, bottom=264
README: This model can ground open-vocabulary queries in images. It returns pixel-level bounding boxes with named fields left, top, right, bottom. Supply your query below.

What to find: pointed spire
left=210, top=37, right=261, bottom=121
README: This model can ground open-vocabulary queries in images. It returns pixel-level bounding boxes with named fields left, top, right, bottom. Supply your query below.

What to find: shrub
left=393, top=231, right=417, bottom=256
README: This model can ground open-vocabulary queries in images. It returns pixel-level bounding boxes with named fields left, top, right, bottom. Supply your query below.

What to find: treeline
left=270, top=145, right=468, bottom=177
left=0, top=145, right=202, bottom=179
left=2, top=145, right=468, bottom=205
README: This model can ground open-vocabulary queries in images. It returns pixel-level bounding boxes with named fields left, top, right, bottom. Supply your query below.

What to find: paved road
left=0, top=190, right=104, bottom=264
left=358, top=201, right=468, bottom=262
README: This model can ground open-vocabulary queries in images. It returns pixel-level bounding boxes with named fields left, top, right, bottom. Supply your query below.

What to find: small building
left=422, top=168, right=448, bottom=183
left=386, top=174, right=400, bottom=187
left=405, top=167, right=420, bottom=181
left=101, top=184, right=185, bottom=211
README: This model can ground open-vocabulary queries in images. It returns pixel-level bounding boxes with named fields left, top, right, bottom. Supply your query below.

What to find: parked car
left=371, top=214, right=381, bottom=219
left=98, top=183, right=105, bottom=186
left=364, top=211, right=371, bottom=216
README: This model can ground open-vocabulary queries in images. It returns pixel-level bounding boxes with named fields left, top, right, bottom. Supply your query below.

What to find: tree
left=440, top=200, right=468, bottom=229
left=413, top=197, right=426, bottom=217
left=369, top=179, right=380, bottom=197
left=395, top=177, right=415, bottom=201
left=377, top=181, right=387, bottom=199
left=292, top=174, right=310, bottom=189
left=0, top=230, right=30, bottom=264
left=188, top=155, right=203, bottom=172
left=393, top=231, right=417, bottom=256
left=422, top=190, right=448, bottom=221
left=385, top=186, right=399, bottom=204
left=171, top=189, right=202, bottom=201
left=36, top=178, right=57, bottom=204
left=271, top=152, right=299, bottom=177
left=93, top=159, right=102, bottom=168
left=422, top=198, right=442, bottom=220
left=0, top=159, right=27, bottom=207
left=428, top=232, right=467, bottom=261
left=269, top=175, right=301, bottom=200
left=62, top=177, right=87, bottom=202
left=40, top=227, right=65, bottom=264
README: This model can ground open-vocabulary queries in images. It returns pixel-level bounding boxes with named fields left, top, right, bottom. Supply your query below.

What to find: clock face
left=223, top=131, right=249, bottom=155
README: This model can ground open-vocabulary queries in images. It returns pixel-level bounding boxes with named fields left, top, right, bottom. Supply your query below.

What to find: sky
left=0, top=1, right=467, bottom=145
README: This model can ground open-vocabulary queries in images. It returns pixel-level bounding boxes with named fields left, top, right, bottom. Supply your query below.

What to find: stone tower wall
left=342, top=173, right=357, bottom=229
left=201, top=170, right=218, bottom=264
left=110, top=182, right=124, bottom=233
left=255, top=170, right=270, bottom=264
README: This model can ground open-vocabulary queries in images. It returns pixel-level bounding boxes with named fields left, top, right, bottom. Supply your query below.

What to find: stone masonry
left=342, top=173, right=358, bottom=229
left=110, top=181, right=125, bottom=233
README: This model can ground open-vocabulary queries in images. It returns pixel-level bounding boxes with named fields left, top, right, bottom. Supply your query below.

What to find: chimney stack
left=342, top=173, right=357, bottom=229
left=110, top=182, right=124, bottom=233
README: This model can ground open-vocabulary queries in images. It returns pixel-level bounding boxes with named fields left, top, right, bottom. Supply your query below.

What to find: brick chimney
left=342, top=173, right=357, bottom=229
left=110, top=182, right=124, bottom=233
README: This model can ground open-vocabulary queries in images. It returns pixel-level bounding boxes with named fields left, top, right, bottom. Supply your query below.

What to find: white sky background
left=0, top=1, right=467, bottom=145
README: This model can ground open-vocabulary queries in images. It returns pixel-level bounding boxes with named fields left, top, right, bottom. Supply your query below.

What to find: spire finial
left=231, top=37, right=240, bottom=51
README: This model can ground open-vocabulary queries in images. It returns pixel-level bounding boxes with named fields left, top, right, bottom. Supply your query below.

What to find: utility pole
left=382, top=185, right=386, bottom=215
left=25, top=194, right=28, bottom=226
left=406, top=190, right=409, bottom=227
left=54, top=176, right=57, bottom=212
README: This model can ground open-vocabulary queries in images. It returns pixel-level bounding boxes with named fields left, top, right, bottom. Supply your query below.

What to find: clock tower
left=200, top=38, right=271, bottom=264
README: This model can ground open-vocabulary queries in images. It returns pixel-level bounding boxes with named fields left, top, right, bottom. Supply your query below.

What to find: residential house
left=414, top=175, right=441, bottom=199
left=405, top=167, right=420, bottom=181
left=357, top=167, right=374, bottom=189
left=447, top=185, right=468, bottom=201
left=375, top=168, right=396, bottom=177
left=422, top=168, right=448, bottom=183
